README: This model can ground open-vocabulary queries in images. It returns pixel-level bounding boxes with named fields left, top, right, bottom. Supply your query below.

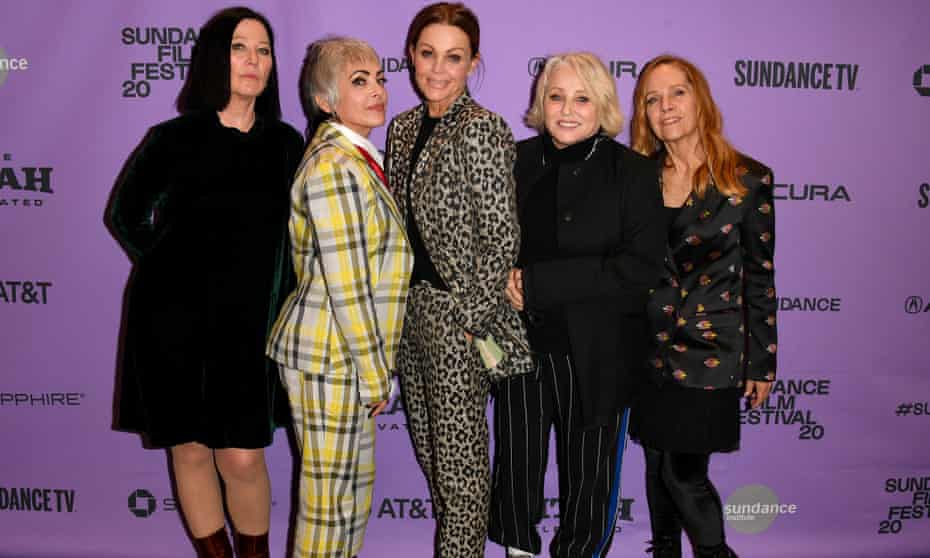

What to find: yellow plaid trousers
left=267, top=122, right=412, bottom=557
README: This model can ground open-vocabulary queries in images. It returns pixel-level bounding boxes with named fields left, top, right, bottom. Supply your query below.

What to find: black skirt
left=631, top=381, right=742, bottom=454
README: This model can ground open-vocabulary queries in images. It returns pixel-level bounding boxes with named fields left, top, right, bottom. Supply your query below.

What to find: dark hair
left=404, top=2, right=483, bottom=97
left=405, top=2, right=480, bottom=56
left=176, top=6, right=282, bottom=119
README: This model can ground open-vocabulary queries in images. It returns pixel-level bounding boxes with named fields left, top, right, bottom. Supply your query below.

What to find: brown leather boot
left=193, top=527, right=233, bottom=558
left=234, top=531, right=269, bottom=558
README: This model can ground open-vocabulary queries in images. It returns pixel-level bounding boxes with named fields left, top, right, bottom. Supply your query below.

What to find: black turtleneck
left=520, top=133, right=601, bottom=353
left=406, top=112, right=445, bottom=289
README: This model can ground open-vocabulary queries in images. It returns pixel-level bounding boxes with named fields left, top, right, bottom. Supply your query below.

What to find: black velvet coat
left=517, top=135, right=665, bottom=429
left=108, top=111, right=303, bottom=448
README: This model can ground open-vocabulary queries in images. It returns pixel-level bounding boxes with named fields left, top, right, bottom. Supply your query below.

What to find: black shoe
left=694, top=543, right=738, bottom=558
left=646, top=537, right=682, bottom=558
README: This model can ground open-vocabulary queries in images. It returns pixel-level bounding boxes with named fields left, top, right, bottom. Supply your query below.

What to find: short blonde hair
left=525, top=52, right=623, bottom=137
left=300, top=36, right=379, bottom=124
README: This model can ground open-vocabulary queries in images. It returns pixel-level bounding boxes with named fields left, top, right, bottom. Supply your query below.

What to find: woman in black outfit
left=629, top=54, right=778, bottom=558
left=108, top=7, right=302, bottom=557
left=491, top=52, right=665, bottom=558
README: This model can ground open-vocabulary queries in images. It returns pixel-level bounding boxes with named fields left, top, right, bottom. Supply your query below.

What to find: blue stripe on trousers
left=591, top=407, right=630, bottom=558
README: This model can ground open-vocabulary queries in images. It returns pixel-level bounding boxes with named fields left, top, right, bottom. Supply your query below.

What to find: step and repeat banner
left=2, top=0, right=929, bottom=556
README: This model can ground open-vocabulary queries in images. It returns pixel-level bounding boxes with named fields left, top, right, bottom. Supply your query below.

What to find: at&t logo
left=904, top=296, right=930, bottom=314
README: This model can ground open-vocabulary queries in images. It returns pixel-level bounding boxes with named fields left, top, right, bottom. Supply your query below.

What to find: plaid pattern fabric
left=280, top=365, right=375, bottom=558
left=267, top=121, right=413, bottom=404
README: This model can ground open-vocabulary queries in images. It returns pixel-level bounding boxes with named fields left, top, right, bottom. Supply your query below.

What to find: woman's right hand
left=504, top=268, right=524, bottom=311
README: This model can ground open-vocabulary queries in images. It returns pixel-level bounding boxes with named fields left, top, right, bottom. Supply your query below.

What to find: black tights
left=643, top=446, right=725, bottom=549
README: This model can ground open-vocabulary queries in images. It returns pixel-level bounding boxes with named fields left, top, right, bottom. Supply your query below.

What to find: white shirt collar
left=330, top=122, right=383, bottom=169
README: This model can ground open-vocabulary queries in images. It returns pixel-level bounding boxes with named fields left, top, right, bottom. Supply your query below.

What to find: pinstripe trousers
left=280, top=365, right=376, bottom=558
left=490, top=353, right=629, bottom=558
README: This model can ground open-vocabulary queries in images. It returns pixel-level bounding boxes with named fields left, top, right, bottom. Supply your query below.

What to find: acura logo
left=528, top=57, right=546, bottom=77
left=905, top=296, right=924, bottom=314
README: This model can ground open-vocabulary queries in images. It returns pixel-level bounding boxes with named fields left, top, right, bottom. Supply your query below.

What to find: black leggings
left=643, top=446, right=725, bottom=548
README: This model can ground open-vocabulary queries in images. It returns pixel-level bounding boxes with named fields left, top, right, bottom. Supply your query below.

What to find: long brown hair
left=630, top=54, right=746, bottom=198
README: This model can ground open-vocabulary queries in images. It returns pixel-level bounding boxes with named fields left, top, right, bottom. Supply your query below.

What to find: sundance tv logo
left=0, top=46, right=30, bottom=88
left=0, top=487, right=76, bottom=513
left=734, top=60, right=858, bottom=91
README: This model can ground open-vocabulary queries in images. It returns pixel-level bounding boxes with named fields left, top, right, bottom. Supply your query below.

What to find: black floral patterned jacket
left=647, top=155, right=778, bottom=390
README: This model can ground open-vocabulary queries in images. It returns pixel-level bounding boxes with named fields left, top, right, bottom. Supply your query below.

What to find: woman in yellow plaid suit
left=266, top=37, right=412, bottom=558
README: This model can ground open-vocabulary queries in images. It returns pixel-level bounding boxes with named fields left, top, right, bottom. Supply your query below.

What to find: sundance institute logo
left=724, top=484, right=797, bottom=534
left=0, top=47, right=30, bottom=88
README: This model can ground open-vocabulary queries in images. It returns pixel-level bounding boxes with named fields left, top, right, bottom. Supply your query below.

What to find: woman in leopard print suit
left=385, top=3, right=531, bottom=556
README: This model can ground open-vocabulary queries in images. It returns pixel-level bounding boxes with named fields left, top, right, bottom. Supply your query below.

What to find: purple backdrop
left=2, top=1, right=929, bottom=556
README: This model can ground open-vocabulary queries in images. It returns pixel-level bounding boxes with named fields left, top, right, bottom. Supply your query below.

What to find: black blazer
left=517, top=135, right=665, bottom=428
left=646, top=155, right=777, bottom=390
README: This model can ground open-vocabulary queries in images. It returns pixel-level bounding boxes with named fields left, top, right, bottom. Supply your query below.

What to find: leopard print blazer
left=385, top=92, right=532, bottom=380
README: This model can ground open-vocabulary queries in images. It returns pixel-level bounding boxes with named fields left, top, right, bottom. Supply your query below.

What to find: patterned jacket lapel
left=314, top=121, right=404, bottom=226
left=409, top=92, right=473, bottom=206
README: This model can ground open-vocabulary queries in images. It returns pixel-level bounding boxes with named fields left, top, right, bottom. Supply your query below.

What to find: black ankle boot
left=646, top=536, right=682, bottom=557
left=695, top=542, right=738, bottom=558
left=193, top=527, right=234, bottom=558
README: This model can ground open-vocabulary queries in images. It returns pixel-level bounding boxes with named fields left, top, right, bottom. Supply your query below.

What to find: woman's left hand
left=367, top=400, right=389, bottom=417
left=744, top=380, right=773, bottom=409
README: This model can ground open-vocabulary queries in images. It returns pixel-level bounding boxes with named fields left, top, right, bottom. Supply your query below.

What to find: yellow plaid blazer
left=267, top=122, right=413, bottom=404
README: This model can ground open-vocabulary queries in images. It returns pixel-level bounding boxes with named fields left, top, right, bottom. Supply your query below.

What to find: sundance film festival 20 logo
left=734, top=59, right=859, bottom=91
left=880, top=475, right=930, bottom=535
left=0, top=153, right=54, bottom=209
left=0, top=46, right=30, bottom=88
left=120, top=26, right=196, bottom=98
left=381, top=57, right=410, bottom=73
left=741, top=377, right=830, bottom=440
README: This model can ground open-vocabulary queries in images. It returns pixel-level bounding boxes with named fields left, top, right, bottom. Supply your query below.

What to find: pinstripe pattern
left=280, top=365, right=374, bottom=558
left=267, top=121, right=413, bottom=405
left=490, top=353, right=628, bottom=557
left=267, top=122, right=412, bottom=557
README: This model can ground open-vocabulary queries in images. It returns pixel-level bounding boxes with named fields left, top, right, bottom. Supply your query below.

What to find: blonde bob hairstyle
left=300, top=36, right=379, bottom=137
left=525, top=52, right=623, bottom=138
left=630, top=54, right=747, bottom=198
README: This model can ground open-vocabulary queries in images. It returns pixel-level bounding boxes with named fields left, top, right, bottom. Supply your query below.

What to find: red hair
left=631, top=54, right=747, bottom=198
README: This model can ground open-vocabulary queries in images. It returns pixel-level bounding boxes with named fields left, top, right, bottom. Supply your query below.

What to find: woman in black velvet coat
left=107, top=8, right=302, bottom=557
